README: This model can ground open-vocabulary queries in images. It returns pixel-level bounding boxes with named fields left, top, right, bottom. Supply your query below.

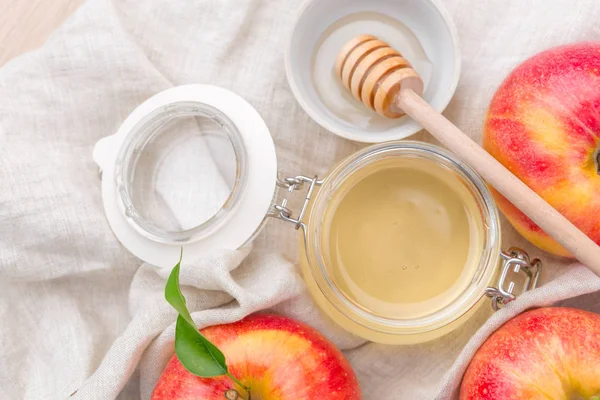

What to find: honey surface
left=322, top=158, right=484, bottom=319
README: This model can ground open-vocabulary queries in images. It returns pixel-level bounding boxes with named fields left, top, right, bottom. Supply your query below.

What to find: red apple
left=483, top=42, right=600, bottom=257
left=151, top=314, right=361, bottom=399
left=460, top=307, right=600, bottom=399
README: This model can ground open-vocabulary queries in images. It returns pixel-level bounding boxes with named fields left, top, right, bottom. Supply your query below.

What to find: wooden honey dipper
left=337, top=34, right=600, bottom=275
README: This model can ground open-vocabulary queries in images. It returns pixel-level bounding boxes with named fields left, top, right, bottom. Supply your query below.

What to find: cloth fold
left=2, top=0, right=600, bottom=399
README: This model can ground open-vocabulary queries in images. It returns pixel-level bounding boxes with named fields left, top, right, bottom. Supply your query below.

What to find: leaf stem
left=226, top=372, right=251, bottom=398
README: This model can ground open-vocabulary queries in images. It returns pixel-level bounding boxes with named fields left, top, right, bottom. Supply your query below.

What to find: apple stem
left=596, top=150, right=600, bottom=175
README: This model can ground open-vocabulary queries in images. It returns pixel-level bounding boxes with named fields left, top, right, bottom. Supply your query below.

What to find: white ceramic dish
left=285, top=0, right=461, bottom=143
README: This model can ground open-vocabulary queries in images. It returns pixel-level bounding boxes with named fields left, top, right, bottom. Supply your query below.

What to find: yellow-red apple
left=483, top=42, right=600, bottom=257
left=460, top=307, right=600, bottom=399
left=151, top=314, right=361, bottom=399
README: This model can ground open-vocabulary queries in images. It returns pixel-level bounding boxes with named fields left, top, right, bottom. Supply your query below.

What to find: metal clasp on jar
left=272, top=176, right=543, bottom=311
left=270, top=175, right=323, bottom=232
left=485, top=248, right=542, bottom=311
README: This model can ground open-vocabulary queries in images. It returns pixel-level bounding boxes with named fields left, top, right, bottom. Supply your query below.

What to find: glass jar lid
left=94, top=85, right=278, bottom=267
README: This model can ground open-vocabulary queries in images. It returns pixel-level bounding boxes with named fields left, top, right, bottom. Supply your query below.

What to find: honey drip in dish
left=322, top=158, right=483, bottom=319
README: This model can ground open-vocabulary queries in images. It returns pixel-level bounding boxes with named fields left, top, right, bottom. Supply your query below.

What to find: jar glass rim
left=114, top=101, right=248, bottom=245
left=304, top=141, right=501, bottom=335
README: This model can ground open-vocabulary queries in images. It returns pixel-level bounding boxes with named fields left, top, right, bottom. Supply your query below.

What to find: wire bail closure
left=271, top=175, right=323, bottom=232
left=272, top=175, right=542, bottom=313
left=485, top=247, right=542, bottom=311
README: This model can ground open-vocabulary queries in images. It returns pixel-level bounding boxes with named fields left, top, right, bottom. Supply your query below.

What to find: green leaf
left=164, top=249, right=229, bottom=378
left=174, top=315, right=229, bottom=377
left=165, top=249, right=195, bottom=327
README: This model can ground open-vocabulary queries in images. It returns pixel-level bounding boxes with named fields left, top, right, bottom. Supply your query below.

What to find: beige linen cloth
left=2, top=0, right=600, bottom=399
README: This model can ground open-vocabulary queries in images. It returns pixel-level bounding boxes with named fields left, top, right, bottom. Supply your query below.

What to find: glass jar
left=95, top=85, right=541, bottom=345
left=279, top=141, right=542, bottom=344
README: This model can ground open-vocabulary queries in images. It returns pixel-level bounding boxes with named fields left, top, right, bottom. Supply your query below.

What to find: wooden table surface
left=0, top=0, right=84, bottom=67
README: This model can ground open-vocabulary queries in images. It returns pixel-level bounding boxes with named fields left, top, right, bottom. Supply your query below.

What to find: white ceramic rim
left=93, top=85, right=278, bottom=268
left=284, top=0, right=462, bottom=143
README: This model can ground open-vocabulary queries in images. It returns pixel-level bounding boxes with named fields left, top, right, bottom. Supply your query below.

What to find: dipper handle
left=397, top=89, right=600, bottom=275
left=337, top=34, right=600, bottom=275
